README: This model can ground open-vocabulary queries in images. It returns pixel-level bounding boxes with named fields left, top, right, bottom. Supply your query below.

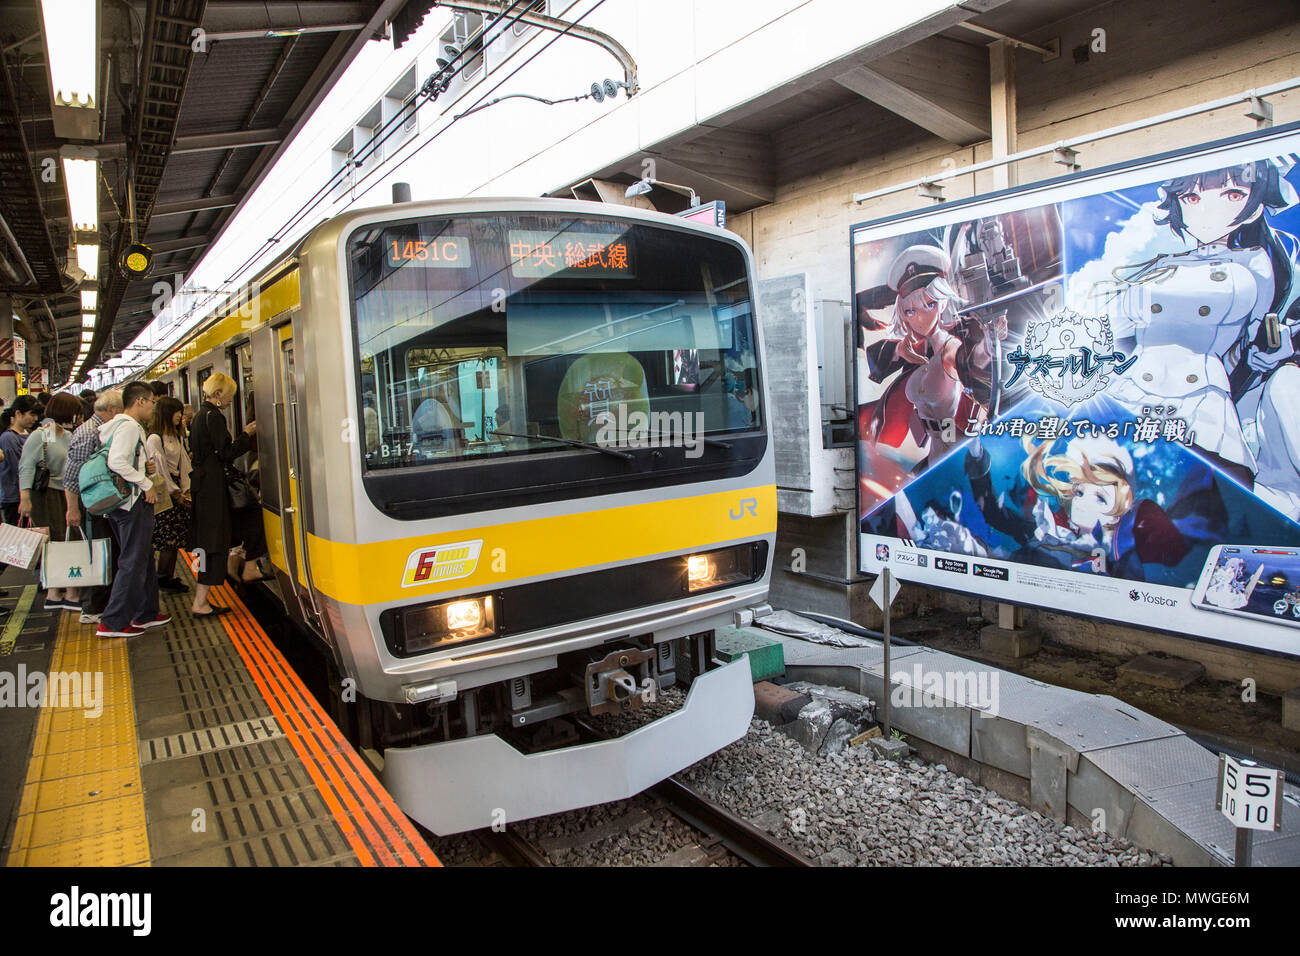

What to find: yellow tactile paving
left=20, top=827, right=151, bottom=867
left=5, top=614, right=151, bottom=867
left=23, top=740, right=138, bottom=782
left=16, top=794, right=147, bottom=848
left=17, top=767, right=141, bottom=817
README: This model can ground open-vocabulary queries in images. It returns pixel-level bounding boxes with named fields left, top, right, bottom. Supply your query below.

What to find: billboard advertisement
left=855, top=123, right=1300, bottom=656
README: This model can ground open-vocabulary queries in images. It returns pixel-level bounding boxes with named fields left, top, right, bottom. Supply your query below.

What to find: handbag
left=0, top=517, right=49, bottom=570
left=151, top=473, right=173, bottom=514
left=227, top=469, right=258, bottom=510
left=32, top=423, right=52, bottom=493
left=41, top=526, right=112, bottom=589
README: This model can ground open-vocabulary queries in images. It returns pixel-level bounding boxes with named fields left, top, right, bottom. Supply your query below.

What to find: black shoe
left=158, top=576, right=187, bottom=593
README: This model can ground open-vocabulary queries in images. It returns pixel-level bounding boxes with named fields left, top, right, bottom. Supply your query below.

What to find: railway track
left=466, top=776, right=814, bottom=867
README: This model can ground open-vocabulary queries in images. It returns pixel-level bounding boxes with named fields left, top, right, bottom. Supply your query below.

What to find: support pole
left=989, top=39, right=1017, bottom=191
left=881, top=568, right=892, bottom=738
left=1235, top=827, right=1254, bottom=867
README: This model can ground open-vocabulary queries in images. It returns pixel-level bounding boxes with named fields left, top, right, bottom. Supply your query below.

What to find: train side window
left=197, top=366, right=213, bottom=398
left=180, top=369, right=190, bottom=405
left=233, top=342, right=255, bottom=430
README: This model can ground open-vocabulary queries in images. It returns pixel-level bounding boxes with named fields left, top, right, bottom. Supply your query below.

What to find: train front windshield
left=348, top=213, right=761, bottom=472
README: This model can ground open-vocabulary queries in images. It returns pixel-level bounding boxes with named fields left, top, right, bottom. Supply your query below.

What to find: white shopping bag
left=0, top=520, right=49, bottom=571
left=41, top=527, right=112, bottom=589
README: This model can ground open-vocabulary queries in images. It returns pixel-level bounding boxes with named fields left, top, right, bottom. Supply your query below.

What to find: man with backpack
left=64, top=389, right=124, bottom=624
left=92, top=382, right=171, bottom=638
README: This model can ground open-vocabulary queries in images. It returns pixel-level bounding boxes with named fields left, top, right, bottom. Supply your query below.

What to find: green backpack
left=78, top=426, right=144, bottom=515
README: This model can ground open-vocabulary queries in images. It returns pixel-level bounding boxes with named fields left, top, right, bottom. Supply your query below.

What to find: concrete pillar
left=989, top=39, right=1017, bottom=191
left=981, top=601, right=1040, bottom=658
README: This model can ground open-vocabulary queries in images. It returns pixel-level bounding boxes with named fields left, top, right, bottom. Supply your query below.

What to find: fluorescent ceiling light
left=40, top=0, right=97, bottom=108
left=81, top=313, right=95, bottom=328
left=75, top=243, right=99, bottom=281
left=61, top=154, right=98, bottom=232
left=81, top=331, right=94, bottom=343
left=80, top=289, right=96, bottom=310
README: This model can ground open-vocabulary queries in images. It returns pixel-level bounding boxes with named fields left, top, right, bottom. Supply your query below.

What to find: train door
left=230, top=340, right=255, bottom=472
left=269, top=327, right=323, bottom=633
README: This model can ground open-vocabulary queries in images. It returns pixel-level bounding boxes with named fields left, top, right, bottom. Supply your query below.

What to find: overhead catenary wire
left=131, top=0, right=615, bottom=372
left=111, top=0, right=539, bottom=371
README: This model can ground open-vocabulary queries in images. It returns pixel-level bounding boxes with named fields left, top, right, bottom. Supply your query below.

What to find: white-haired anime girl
left=858, top=244, right=1007, bottom=463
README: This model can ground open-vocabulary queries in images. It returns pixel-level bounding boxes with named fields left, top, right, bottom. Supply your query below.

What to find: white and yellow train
left=140, top=197, right=775, bottom=833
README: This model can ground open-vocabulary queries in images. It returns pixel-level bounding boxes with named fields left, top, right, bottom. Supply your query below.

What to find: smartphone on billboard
left=1190, top=545, right=1300, bottom=629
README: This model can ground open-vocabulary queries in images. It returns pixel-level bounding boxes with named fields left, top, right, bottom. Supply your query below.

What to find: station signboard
left=854, top=123, right=1300, bottom=656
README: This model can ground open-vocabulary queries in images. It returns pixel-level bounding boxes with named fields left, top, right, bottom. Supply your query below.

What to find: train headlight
left=391, top=595, right=496, bottom=654
left=687, top=555, right=712, bottom=587
left=686, top=547, right=755, bottom=593
left=445, top=599, right=483, bottom=631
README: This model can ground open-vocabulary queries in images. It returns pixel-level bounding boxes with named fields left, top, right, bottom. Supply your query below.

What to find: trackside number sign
left=1216, top=754, right=1283, bottom=832
left=401, top=540, right=483, bottom=588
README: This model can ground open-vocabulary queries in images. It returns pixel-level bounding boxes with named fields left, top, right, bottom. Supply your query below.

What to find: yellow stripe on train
left=265, top=484, right=776, bottom=607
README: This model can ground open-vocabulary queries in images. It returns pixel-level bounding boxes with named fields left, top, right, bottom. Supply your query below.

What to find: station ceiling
left=0, top=0, right=417, bottom=385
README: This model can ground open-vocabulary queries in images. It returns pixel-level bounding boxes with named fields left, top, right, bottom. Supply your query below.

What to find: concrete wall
left=730, top=0, right=1300, bottom=303
left=744, top=0, right=1300, bottom=679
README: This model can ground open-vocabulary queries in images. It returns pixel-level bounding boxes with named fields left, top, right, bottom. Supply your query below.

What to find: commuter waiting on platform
left=146, top=396, right=192, bottom=594
left=0, top=395, right=40, bottom=524
left=64, top=389, right=124, bottom=625
left=96, top=382, right=170, bottom=639
left=189, top=372, right=257, bottom=616
left=18, top=392, right=84, bottom=611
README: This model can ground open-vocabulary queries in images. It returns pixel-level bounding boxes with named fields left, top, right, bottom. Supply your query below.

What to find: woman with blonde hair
left=189, top=372, right=256, bottom=615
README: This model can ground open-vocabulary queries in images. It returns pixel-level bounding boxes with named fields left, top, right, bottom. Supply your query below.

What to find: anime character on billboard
left=1086, top=158, right=1300, bottom=498
left=963, top=433, right=1227, bottom=581
left=858, top=244, right=1008, bottom=466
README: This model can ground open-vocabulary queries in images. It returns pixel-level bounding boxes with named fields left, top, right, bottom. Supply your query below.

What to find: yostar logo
left=1129, top=589, right=1178, bottom=607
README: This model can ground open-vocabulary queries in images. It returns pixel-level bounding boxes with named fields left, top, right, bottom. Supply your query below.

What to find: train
left=138, top=197, right=775, bottom=834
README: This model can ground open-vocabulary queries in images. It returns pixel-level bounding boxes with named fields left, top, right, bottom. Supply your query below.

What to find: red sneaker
left=131, top=614, right=172, bottom=629
left=97, top=623, right=146, bottom=639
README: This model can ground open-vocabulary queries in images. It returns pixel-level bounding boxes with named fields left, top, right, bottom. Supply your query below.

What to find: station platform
left=1, top=562, right=440, bottom=867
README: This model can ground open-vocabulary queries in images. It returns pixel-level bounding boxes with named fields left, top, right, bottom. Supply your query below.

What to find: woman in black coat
left=189, top=372, right=257, bottom=615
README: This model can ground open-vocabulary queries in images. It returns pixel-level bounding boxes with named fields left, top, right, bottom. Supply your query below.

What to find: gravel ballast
left=425, top=683, right=1171, bottom=866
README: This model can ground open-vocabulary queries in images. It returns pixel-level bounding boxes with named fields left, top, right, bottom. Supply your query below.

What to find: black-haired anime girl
left=1093, top=158, right=1299, bottom=495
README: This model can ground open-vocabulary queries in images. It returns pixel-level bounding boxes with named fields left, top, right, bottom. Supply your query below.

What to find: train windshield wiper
left=489, top=430, right=635, bottom=461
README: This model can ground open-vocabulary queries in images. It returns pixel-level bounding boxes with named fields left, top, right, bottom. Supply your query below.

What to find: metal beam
left=104, top=193, right=240, bottom=223
left=149, top=235, right=213, bottom=254
left=203, top=22, right=366, bottom=42
left=81, top=127, right=284, bottom=158
left=172, top=128, right=284, bottom=153
left=201, top=1, right=376, bottom=32
left=194, top=0, right=406, bottom=283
